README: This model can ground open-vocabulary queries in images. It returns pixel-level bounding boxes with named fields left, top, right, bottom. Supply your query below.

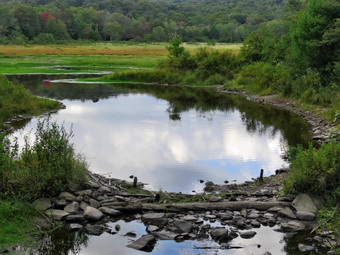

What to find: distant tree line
left=0, top=0, right=285, bottom=43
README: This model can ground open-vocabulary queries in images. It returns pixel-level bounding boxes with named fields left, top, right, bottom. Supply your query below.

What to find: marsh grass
left=0, top=75, right=59, bottom=128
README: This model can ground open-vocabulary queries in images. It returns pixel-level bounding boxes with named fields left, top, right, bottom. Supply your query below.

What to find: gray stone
left=263, top=252, right=272, bottom=255
left=181, top=215, right=197, bottom=221
left=69, top=223, right=83, bottom=231
left=65, top=214, right=85, bottom=223
left=87, top=182, right=100, bottom=189
left=206, top=215, right=217, bottom=219
left=127, top=234, right=155, bottom=251
left=147, top=225, right=159, bottom=232
left=64, top=202, right=79, bottom=214
left=298, top=244, right=315, bottom=252
left=55, top=199, right=68, bottom=208
left=85, top=224, right=104, bottom=236
left=153, top=230, right=178, bottom=240
left=281, top=221, right=305, bottom=232
left=251, top=220, right=261, bottom=228
left=278, top=207, right=296, bottom=219
left=98, top=186, right=111, bottom=193
left=268, top=207, right=282, bottom=212
left=219, top=212, right=233, bottom=220
left=247, top=213, right=260, bottom=219
left=45, top=209, right=69, bottom=221
left=32, top=198, right=52, bottom=211
left=292, top=194, right=317, bottom=214
left=75, top=189, right=92, bottom=196
left=210, top=228, right=232, bottom=242
left=80, top=201, right=89, bottom=211
left=142, top=213, right=168, bottom=228
left=173, top=220, right=193, bottom=233
left=296, top=211, right=315, bottom=221
left=58, top=192, right=76, bottom=201
left=313, top=236, right=323, bottom=243
left=263, top=213, right=274, bottom=219
left=99, top=207, right=121, bottom=216
left=84, top=206, right=104, bottom=221
left=89, top=198, right=101, bottom=209
left=240, top=231, right=257, bottom=239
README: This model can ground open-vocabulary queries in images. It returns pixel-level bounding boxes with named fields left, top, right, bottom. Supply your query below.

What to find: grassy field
left=0, top=43, right=241, bottom=74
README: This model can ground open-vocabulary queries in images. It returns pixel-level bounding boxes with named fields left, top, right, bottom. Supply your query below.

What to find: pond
left=7, top=74, right=316, bottom=255
left=9, top=75, right=312, bottom=193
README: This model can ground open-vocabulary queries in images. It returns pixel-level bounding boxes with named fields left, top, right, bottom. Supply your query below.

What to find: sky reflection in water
left=12, top=82, right=297, bottom=193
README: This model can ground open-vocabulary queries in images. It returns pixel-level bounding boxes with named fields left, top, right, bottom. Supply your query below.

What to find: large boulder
left=84, top=206, right=104, bottom=221
left=153, top=230, right=178, bottom=240
left=127, top=234, right=156, bottom=251
left=142, top=213, right=168, bottom=228
left=32, top=198, right=52, bottom=211
left=240, top=230, right=257, bottom=239
left=296, top=211, right=315, bottom=221
left=292, top=194, right=317, bottom=214
left=210, top=228, right=232, bottom=243
left=85, top=224, right=105, bottom=236
left=278, top=207, right=296, bottom=219
left=89, top=198, right=101, bottom=209
left=45, top=209, right=69, bottom=221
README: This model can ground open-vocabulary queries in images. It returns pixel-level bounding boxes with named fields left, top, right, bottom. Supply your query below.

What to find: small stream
left=7, top=74, right=320, bottom=255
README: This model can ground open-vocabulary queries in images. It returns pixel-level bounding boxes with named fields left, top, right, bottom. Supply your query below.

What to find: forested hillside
left=0, top=0, right=285, bottom=43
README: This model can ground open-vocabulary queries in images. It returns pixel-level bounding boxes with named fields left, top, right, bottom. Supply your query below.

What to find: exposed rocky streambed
left=6, top=172, right=337, bottom=255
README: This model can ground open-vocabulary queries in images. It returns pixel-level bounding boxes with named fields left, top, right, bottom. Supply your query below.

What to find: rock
left=313, top=236, right=323, bottom=243
left=219, top=212, right=233, bottom=220
left=127, top=234, right=156, bottom=251
left=263, top=252, right=272, bottom=255
left=69, top=223, right=83, bottom=231
left=55, top=199, right=68, bottom=208
left=240, top=231, right=257, bottom=239
left=79, top=201, right=89, bottom=211
left=251, top=220, right=261, bottom=228
left=281, top=221, right=305, bottom=232
left=87, top=182, right=100, bottom=189
left=32, top=198, right=52, bottom=211
left=89, top=198, right=101, bottom=209
left=298, top=244, right=315, bottom=252
left=58, top=192, right=76, bottom=201
left=247, top=213, right=260, bottom=219
left=210, top=228, right=232, bottom=243
left=147, top=225, right=159, bottom=232
left=65, top=214, right=85, bottom=223
left=209, top=196, right=223, bottom=202
left=142, top=213, right=168, bottom=228
left=278, top=207, right=296, bottom=219
left=181, top=215, right=197, bottom=221
left=98, top=186, right=111, bottom=193
left=84, top=206, right=104, bottom=221
left=75, top=189, right=92, bottom=196
left=173, top=220, right=193, bottom=233
left=292, top=194, right=317, bottom=214
left=296, top=211, right=315, bottom=221
left=206, top=215, right=217, bottom=219
left=263, top=213, right=274, bottom=219
left=268, top=207, right=282, bottom=212
left=45, top=209, right=69, bottom=221
left=153, top=230, right=178, bottom=240
left=85, top=224, right=105, bottom=236
left=99, top=207, right=121, bottom=216
left=64, top=202, right=79, bottom=214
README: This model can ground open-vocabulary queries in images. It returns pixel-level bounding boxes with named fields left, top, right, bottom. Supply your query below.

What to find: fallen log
left=105, top=201, right=291, bottom=212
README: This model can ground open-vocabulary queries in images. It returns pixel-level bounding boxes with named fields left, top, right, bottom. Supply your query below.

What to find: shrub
left=0, top=120, right=88, bottom=199
left=284, top=143, right=340, bottom=205
left=33, top=33, right=56, bottom=44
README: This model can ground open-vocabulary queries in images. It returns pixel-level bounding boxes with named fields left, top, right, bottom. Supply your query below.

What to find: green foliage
left=166, top=38, right=186, bottom=58
left=284, top=143, right=340, bottom=204
left=0, top=200, right=39, bottom=249
left=233, top=62, right=288, bottom=94
left=33, top=33, right=56, bottom=44
left=0, top=74, right=59, bottom=129
left=316, top=208, right=340, bottom=251
left=0, top=120, right=88, bottom=199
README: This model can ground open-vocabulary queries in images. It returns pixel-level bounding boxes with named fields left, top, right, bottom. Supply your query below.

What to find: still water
left=10, top=75, right=312, bottom=193
left=7, top=75, right=314, bottom=255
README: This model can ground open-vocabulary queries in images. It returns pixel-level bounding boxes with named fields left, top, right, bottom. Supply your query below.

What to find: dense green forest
left=0, top=0, right=285, bottom=43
